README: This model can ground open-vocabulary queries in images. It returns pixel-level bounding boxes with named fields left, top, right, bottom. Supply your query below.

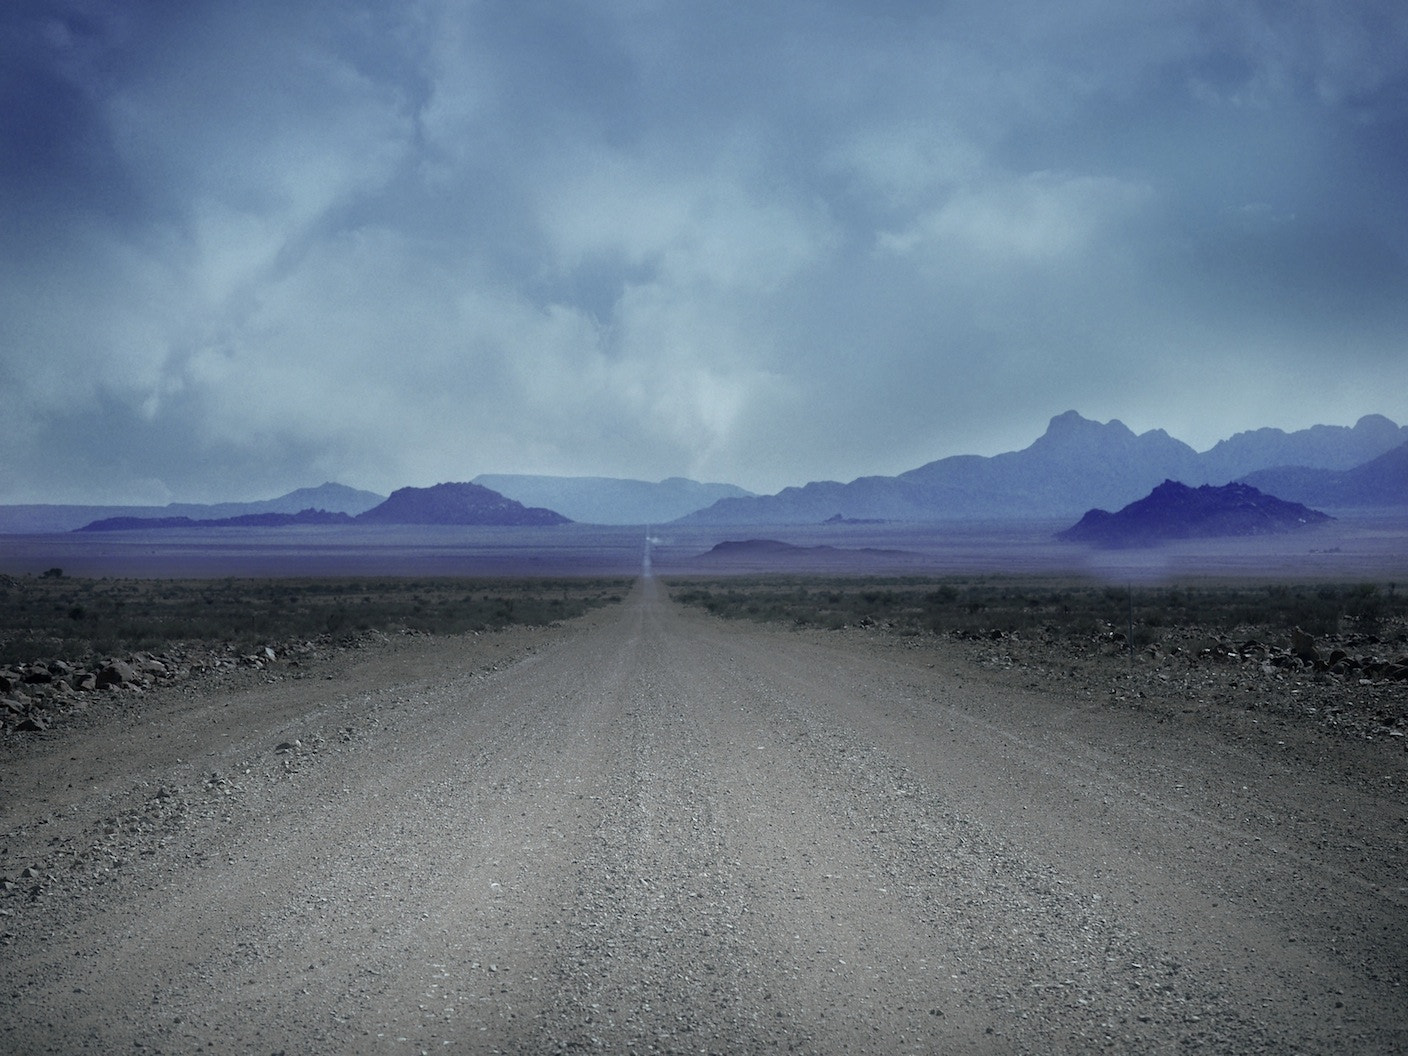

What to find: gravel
left=1, top=578, right=1404, bottom=1053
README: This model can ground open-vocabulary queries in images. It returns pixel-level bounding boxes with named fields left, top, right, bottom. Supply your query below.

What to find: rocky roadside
left=0, top=632, right=375, bottom=922
left=982, top=623, right=1407, bottom=745
left=0, top=617, right=560, bottom=962
left=8, top=611, right=1403, bottom=754
left=841, top=617, right=1408, bottom=753
left=0, top=628, right=426, bottom=737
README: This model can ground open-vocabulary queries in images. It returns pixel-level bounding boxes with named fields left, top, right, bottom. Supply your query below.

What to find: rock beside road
left=891, top=619, right=1408, bottom=747
left=0, top=633, right=389, bottom=737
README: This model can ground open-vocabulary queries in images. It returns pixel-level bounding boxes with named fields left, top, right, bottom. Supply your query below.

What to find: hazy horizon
left=1, top=407, right=1405, bottom=509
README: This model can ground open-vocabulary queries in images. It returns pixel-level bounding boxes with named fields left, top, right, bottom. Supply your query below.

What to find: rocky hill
left=473, top=474, right=752, bottom=524
left=1057, top=481, right=1334, bottom=548
left=354, top=482, right=570, bottom=526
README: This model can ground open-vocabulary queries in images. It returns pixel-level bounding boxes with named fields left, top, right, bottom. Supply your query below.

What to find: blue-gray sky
left=3, top=0, right=1407, bottom=503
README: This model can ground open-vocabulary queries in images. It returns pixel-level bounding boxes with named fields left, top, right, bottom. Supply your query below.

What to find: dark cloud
left=2, top=0, right=1406, bottom=502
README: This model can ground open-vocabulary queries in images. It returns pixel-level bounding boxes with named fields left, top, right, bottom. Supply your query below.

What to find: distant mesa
left=705, top=539, right=820, bottom=556
left=1057, top=480, right=1334, bottom=548
left=699, top=538, right=913, bottom=562
left=354, top=482, right=570, bottom=526
left=78, top=508, right=354, bottom=532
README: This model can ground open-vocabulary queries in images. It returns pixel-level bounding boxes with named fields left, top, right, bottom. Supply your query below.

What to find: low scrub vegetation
left=0, top=574, right=629, bottom=666
left=666, top=575, right=1406, bottom=647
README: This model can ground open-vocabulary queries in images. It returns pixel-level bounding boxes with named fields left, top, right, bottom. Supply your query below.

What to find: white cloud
left=2, top=1, right=1406, bottom=502
left=827, top=122, right=985, bottom=211
left=881, top=171, right=1155, bottom=265
left=536, top=144, right=835, bottom=293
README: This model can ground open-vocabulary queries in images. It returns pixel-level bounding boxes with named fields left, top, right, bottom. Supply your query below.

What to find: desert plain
left=0, top=515, right=1405, bottom=1053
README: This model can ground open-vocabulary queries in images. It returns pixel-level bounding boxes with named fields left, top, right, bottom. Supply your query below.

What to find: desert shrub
left=1343, top=583, right=1384, bottom=633
left=0, top=575, right=629, bottom=666
left=663, top=575, right=1408, bottom=648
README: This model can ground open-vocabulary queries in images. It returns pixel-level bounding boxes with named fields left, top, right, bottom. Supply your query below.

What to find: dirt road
left=2, top=578, right=1405, bottom=1053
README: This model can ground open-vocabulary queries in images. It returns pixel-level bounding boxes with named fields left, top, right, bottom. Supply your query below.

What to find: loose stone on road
left=1, top=578, right=1404, bottom=1053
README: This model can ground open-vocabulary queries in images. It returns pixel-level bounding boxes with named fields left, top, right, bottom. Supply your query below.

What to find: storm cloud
left=3, top=0, right=1406, bottom=502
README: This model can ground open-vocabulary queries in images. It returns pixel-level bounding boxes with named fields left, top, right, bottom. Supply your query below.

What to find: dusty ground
left=1, top=577, right=1405, bottom=1053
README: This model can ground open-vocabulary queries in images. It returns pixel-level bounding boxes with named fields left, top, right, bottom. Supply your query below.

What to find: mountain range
left=678, top=412, right=1408, bottom=524
left=1, top=413, right=1404, bottom=534
left=0, top=476, right=748, bottom=533
left=1239, top=443, right=1408, bottom=510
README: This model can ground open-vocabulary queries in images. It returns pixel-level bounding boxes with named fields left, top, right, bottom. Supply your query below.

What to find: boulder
left=1290, top=627, right=1320, bottom=663
left=96, top=660, right=138, bottom=688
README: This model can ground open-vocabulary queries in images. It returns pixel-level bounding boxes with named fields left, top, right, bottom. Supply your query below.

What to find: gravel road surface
left=2, top=577, right=1405, bottom=1053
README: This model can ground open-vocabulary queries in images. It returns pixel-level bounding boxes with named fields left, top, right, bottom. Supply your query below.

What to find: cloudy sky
left=3, top=1, right=1406, bottom=504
